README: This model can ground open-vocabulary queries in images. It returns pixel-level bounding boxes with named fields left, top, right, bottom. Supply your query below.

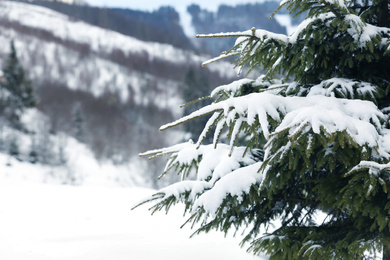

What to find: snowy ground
left=0, top=111, right=266, bottom=259
left=0, top=174, right=266, bottom=260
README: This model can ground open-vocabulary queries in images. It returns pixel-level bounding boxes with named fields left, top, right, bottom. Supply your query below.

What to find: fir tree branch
left=319, top=0, right=342, bottom=18
left=196, top=31, right=258, bottom=39
left=180, top=96, right=211, bottom=108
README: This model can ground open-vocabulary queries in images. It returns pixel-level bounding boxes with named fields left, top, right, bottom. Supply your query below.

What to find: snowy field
left=0, top=173, right=266, bottom=260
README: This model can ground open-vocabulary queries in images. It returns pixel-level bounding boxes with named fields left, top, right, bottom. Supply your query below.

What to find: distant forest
left=12, top=0, right=194, bottom=50
left=12, top=0, right=301, bottom=55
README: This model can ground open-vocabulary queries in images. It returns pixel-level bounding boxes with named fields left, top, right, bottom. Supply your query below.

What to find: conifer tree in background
left=72, top=104, right=85, bottom=142
left=0, top=40, right=36, bottom=127
left=137, top=0, right=390, bottom=258
left=182, top=67, right=211, bottom=141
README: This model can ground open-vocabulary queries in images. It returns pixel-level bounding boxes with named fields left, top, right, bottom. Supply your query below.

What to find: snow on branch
left=274, top=98, right=382, bottom=147
left=343, top=160, right=390, bottom=200
left=344, top=14, right=390, bottom=48
left=193, top=162, right=263, bottom=216
left=347, top=161, right=390, bottom=176
left=140, top=142, right=263, bottom=215
left=210, top=78, right=255, bottom=99
left=139, top=140, right=195, bottom=159
left=307, top=78, right=379, bottom=100
left=140, top=79, right=388, bottom=215
left=199, top=9, right=390, bottom=76
left=199, top=28, right=288, bottom=74
left=160, top=88, right=385, bottom=149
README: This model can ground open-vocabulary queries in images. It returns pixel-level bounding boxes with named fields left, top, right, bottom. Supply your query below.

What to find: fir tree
left=182, top=67, right=211, bottom=141
left=136, top=0, right=390, bottom=258
left=0, top=40, right=36, bottom=127
left=28, top=140, right=38, bottom=164
left=8, top=136, right=20, bottom=160
left=72, top=104, right=85, bottom=142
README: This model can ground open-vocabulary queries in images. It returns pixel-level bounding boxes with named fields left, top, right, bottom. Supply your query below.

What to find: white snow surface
left=0, top=127, right=265, bottom=259
left=0, top=180, right=264, bottom=260
left=0, top=113, right=265, bottom=260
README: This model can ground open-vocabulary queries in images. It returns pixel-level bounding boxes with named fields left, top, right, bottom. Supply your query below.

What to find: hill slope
left=0, top=1, right=238, bottom=186
left=13, top=0, right=195, bottom=50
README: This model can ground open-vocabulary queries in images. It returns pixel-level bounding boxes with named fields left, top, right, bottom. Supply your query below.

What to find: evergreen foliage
left=182, top=67, right=212, bottom=141
left=0, top=40, right=36, bottom=127
left=72, top=104, right=85, bottom=142
left=28, top=137, right=38, bottom=164
left=8, top=136, right=19, bottom=159
left=187, top=2, right=289, bottom=55
left=137, top=0, right=390, bottom=258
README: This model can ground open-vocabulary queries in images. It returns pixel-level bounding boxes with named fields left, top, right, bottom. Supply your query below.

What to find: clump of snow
left=288, top=12, right=336, bottom=44
left=275, top=95, right=383, bottom=147
left=194, top=162, right=263, bottom=215
left=344, top=14, right=389, bottom=47
left=307, top=78, right=378, bottom=98
left=197, top=145, right=257, bottom=182
left=158, top=180, right=210, bottom=200
left=211, top=78, right=254, bottom=97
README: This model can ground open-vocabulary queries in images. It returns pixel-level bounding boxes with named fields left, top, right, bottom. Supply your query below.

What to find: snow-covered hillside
left=0, top=0, right=242, bottom=187
left=0, top=107, right=148, bottom=186
left=0, top=2, right=186, bottom=63
left=0, top=1, right=177, bottom=109
left=0, top=1, right=234, bottom=107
